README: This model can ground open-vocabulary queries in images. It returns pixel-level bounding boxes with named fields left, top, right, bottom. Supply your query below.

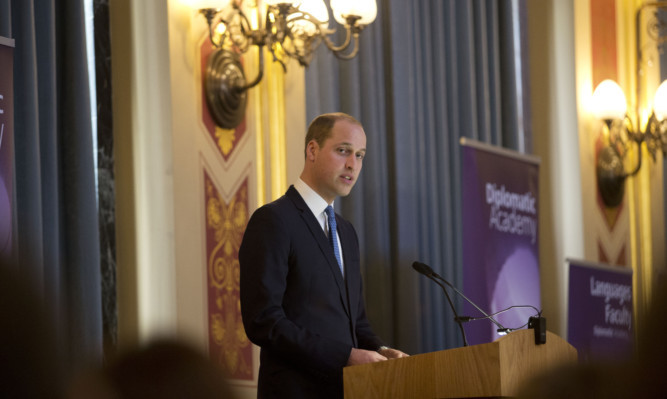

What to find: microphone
left=412, top=261, right=510, bottom=335
left=412, top=261, right=434, bottom=276
left=412, top=262, right=469, bottom=346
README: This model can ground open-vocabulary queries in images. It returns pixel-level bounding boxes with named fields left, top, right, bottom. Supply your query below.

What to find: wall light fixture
left=190, top=0, right=377, bottom=129
left=591, top=79, right=667, bottom=208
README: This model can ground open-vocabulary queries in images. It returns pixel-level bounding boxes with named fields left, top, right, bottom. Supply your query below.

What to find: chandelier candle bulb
left=591, top=79, right=628, bottom=121
left=330, top=0, right=377, bottom=25
left=652, top=80, right=667, bottom=121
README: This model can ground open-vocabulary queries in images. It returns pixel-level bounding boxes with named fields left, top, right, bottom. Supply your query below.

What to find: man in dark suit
left=240, top=112, right=407, bottom=398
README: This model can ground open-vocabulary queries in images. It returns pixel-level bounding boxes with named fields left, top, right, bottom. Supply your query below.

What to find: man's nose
left=345, top=155, right=357, bottom=169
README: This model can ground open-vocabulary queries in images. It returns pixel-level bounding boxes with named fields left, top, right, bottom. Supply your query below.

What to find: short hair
left=100, top=340, right=236, bottom=399
left=304, top=112, right=363, bottom=158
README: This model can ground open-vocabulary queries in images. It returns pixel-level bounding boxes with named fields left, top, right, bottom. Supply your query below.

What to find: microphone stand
left=430, top=273, right=508, bottom=334
left=414, top=266, right=469, bottom=346
left=413, top=261, right=510, bottom=334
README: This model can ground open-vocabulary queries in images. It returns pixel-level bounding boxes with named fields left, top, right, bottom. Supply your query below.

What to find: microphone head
left=412, top=261, right=435, bottom=276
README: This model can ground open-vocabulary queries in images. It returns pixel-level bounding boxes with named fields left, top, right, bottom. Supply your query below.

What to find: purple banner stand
left=0, top=37, right=15, bottom=259
left=460, top=138, right=541, bottom=345
left=567, top=258, right=633, bottom=362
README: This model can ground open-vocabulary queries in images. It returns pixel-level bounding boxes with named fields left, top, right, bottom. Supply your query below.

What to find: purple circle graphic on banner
left=489, top=246, right=540, bottom=335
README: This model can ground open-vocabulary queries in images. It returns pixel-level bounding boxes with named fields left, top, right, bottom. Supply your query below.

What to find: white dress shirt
left=294, top=178, right=345, bottom=273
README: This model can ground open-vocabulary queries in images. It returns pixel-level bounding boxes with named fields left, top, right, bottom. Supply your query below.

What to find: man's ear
left=306, top=140, right=318, bottom=161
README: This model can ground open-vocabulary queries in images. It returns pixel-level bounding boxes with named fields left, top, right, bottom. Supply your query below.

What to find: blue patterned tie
left=325, top=205, right=343, bottom=276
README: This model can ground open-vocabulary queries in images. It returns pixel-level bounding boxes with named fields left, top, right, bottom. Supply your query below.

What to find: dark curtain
left=306, top=0, right=532, bottom=354
left=0, top=0, right=102, bottom=379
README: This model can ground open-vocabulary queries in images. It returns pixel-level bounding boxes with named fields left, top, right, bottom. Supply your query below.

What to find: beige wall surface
left=528, top=0, right=583, bottom=338
left=112, top=0, right=179, bottom=347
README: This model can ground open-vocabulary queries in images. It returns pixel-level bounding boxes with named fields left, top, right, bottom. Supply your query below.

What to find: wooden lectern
left=344, top=330, right=577, bottom=398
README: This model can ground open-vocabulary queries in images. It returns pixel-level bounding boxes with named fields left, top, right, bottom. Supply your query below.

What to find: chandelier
left=190, top=0, right=377, bottom=128
left=589, top=2, right=667, bottom=208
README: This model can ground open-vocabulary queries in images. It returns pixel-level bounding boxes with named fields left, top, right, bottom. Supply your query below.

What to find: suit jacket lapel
left=286, top=187, right=351, bottom=318
left=338, top=217, right=359, bottom=346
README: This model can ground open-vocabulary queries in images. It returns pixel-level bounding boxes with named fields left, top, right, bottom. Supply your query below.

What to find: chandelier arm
left=208, top=25, right=223, bottom=48
left=264, top=14, right=297, bottom=69
left=202, top=8, right=228, bottom=48
left=625, top=138, right=643, bottom=178
left=275, top=42, right=307, bottom=68
left=235, top=4, right=255, bottom=42
left=607, top=119, right=626, bottom=158
left=264, top=7, right=278, bottom=44
left=330, top=33, right=360, bottom=60
left=321, top=26, right=354, bottom=53
left=225, top=3, right=263, bottom=53
left=237, top=45, right=264, bottom=92
left=279, top=24, right=324, bottom=66
left=266, top=4, right=294, bottom=46
left=644, top=112, right=660, bottom=160
left=660, top=120, right=667, bottom=154
left=623, top=114, right=637, bottom=140
left=268, top=46, right=288, bottom=71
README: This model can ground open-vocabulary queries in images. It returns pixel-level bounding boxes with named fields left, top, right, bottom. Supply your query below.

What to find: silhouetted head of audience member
left=517, top=361, right=633, bottom=399
left=69, top=339, right=236, bottom=399
left=631, top=281, right=667, bottom=397
left=0, top=261, right=63, bottom=399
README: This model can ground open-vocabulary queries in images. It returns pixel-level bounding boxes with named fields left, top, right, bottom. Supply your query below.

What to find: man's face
left=308, top=120, right=367, bottom=203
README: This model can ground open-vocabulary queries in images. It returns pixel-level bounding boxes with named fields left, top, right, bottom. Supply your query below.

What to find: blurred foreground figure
left=69, top=340, right=237, bottom=399
left=0, top=262, right=63, bottom=399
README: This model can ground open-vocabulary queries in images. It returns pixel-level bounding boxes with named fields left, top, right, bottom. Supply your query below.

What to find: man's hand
left=378, top=347, right=409, bottom=359
left=347, top=348, right=387, bottom=366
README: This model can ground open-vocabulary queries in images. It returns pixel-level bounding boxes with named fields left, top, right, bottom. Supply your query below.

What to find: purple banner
left=567, top=259, right=633, bottom=362
left=0, top=38, right=14, bottom=259
left=461, top=139, right=541, bottom=345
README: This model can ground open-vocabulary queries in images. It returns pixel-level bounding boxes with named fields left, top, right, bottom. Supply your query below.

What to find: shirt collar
left=294, top=178, right=333, bottom=218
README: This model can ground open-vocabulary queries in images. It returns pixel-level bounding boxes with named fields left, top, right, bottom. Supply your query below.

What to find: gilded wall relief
left=204, top=170, right=252, bottom=380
